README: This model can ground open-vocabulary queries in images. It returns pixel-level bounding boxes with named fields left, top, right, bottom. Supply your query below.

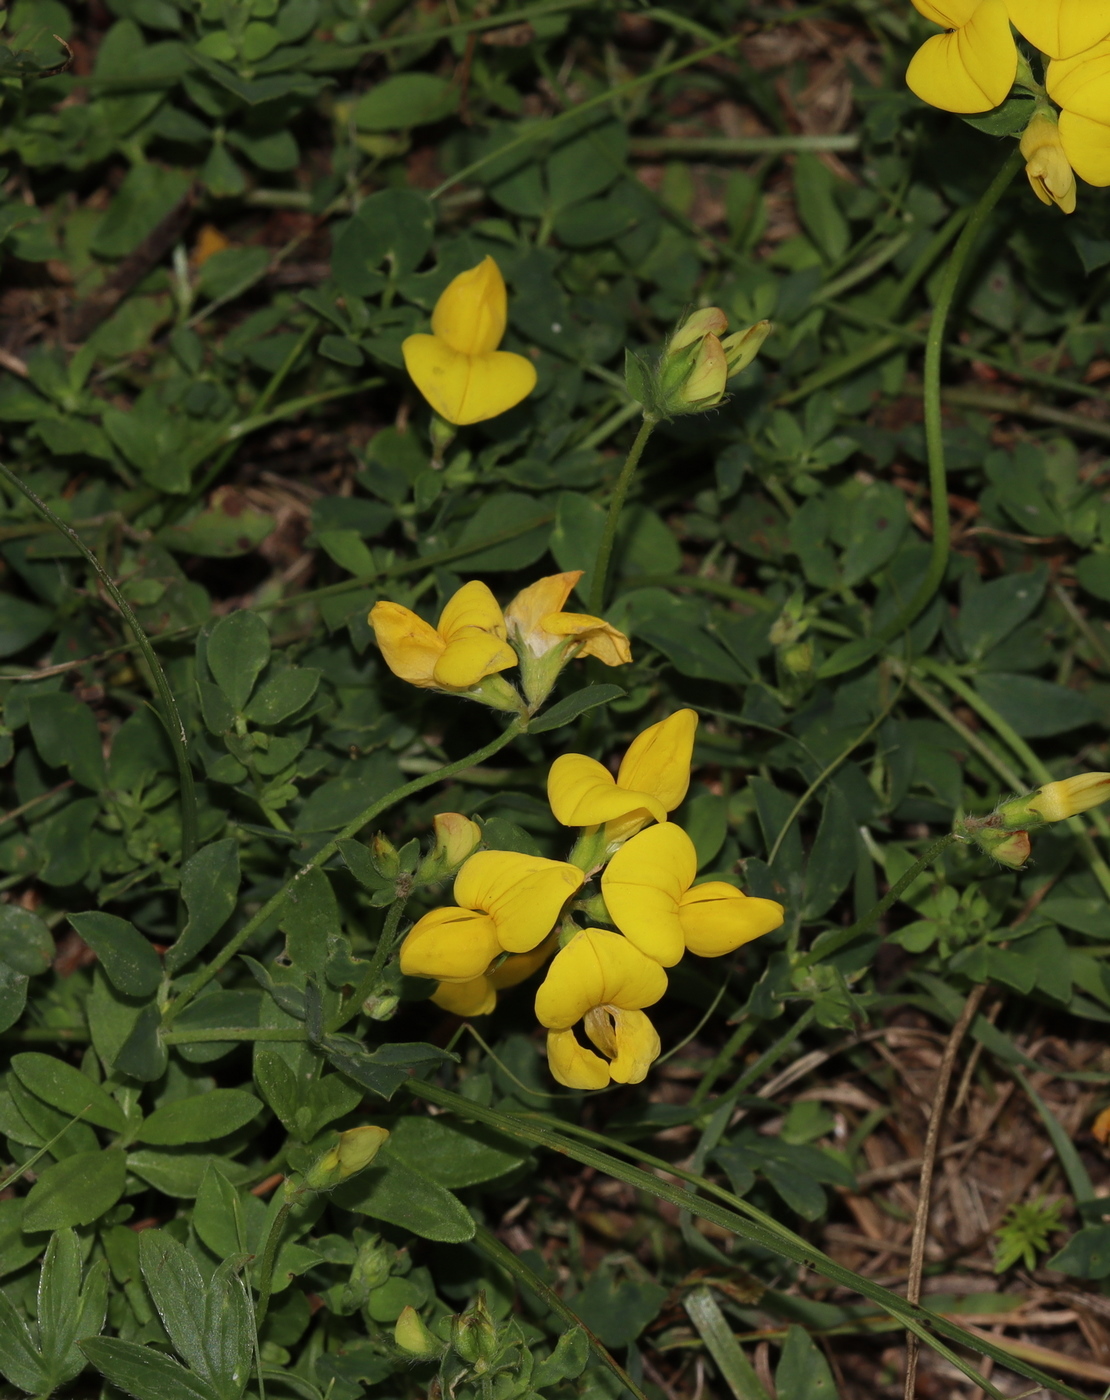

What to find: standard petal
left=678, top=883, right=785, bottom=957
left=399, top=906, right=502, bottom=982
left=535, top=928, right=667, bottom=1029
left=547, top=753, right=668, bottom=827
left=431, top=975, right=497, bottom=1016
left=906, top=0, right=1017, bottom=113
left=584, top=1007, right=661, bottom=1085
left=547, top=1029, right=610, bottom=1089
left=439, top=580, right=508, bottom=641
left=1060, top=110, right=1110, bottom=183
left=1049, top=38, right=1110, bottom=121
left=402, top=333, right=472, bottom=424
left=433, top=633, right=517, bottom=689
left=431, top=256, right=508, bottom=356
left=616, top=709, right=698, bottom=814
left=454, top=351, right=538, bottom=425
left=504, top=572, right=582, bottom=654
left=1007, top=0, right=1110, bottom=58
left=368, top=600, right=443, bottom=686
left=602, top=824, right=697, bottom=967
left=541, top=612, right=633, bottom=666
left=454, top=850, right=583, bottom=953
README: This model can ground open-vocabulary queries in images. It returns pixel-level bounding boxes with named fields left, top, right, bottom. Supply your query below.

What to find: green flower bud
left=304, top=1125, right=389, bottom=1191
left=395, top=1305, right=440, bottom=1357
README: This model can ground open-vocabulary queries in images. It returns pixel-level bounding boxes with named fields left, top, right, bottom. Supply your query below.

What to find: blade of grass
left=684, top=1286, right=772, bottom=1400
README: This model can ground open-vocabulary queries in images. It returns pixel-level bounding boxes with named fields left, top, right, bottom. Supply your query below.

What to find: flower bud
left=395, top=1305, right=441, bottom=1357
left=1020, top=111, right=1076, bottom=216
left=646, top=309, right=771, bottom=419
left=340, top=1234, right=394, bottom=1309
left=968, top=826, right=1032, bottom=870
left=452, top=1295, right=499, bottom=1368
left=417, top=812, right=482, bottom=884
left=304, top=1125, right=389, bottom=1191
left=667, top=306, right=729, bottom=354
left=1027, top=773, right=1110, bottom=823
left=467, top=673, right=527, bottom=714
left=679, top=334, right=728, bottom=408
left=371, top=833, right=401, bottom=880
left=721, top=319, right=772, bottom=377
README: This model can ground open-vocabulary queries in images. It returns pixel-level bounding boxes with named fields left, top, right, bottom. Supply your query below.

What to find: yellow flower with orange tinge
left=505, top=571, right=632, bottom=706
left=601, top=822, right=784, bottom=967
left=369, top=580, right=517, bottom=695
left=534, top=927, right=667, bottom=1090
left=547, top=708, right=698, bottom=843
left=401, top=256, right=537, bottom=426
left=399, top=851, right=583, bottom=983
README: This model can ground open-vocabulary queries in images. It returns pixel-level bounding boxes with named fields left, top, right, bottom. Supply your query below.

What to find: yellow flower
left=547, top=710, right=698, bottom=841
left=1027, top=772, right=1110, bottom=822
left=1047, top=39, right=1110, bottom=186
left=1020, top=111, right=1078, bottom=212
left=399, top=851, right=583, bottom=982
left=401, top=256, right=537, bottom=426
left=534, top=927, right=667, bottom=1089
left=680, top=333, right=729, bottom=408
left=430, top=934, right=556, bottom=1016
left=505, top=572, right=632, bottom=666
left=906, top=0, right=1017, bottom=114
left=601, top=822, right=784, bottom=966
left=1006, top=0, right=1110, bottom=59
left=369, top=580, right=517, bottom=692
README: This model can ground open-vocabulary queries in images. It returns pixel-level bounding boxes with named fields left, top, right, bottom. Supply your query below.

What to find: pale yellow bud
left=394, top=1305, right=440, bottom=1356
left=667, top=306, right=728, bottom=353
left=1027, top=773, right=1110, bottom=823
left=1020, top=112, right=1077, bottom=215
left=679, top=334, right=728, bottom=407
left=721, top=320, right=773, bottom=377
left=432, top=812, right=482, bottom=867
left=304, top=1125, right=390, bottom=1190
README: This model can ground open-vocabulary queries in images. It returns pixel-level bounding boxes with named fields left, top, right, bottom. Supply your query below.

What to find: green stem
left=588, top=414, right=657, bottom=614
left=163, top=718, right=527, bottom=1025
left=327, top=894, right=408, bottom=1034
left=801, top=832, right=960, bottom=967
left=689, top=1017, right=759, bottom=1106
left=877, top=148, right=1023, bottom=644
left=471, top=1227, right=649, bottom=1400
left=0, top=462, right=200, bottom=865
left=253, top=1199, right=293, bottom=1332
left=161, top=1027, right=308, bottom=1044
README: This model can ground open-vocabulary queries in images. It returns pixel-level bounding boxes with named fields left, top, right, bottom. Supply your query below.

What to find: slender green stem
left=161, top=1027, right=308, bottom=1044
left=628, top=133, right=859, bottom=156
left=877, top=149, right=1023, bottom=644
left=588, top=414, right=657, bottom=614
left=253, top=1199, right=293, bottom=1332
left=801, top=832, right=960, bottom=967
left=163, top=718, right=526, bottom=1024
left=0, top=462, right=199, bottom=865
left=327, top=895, right=408, bottom=1034
left=472, top=1226, right=649, bottom=1400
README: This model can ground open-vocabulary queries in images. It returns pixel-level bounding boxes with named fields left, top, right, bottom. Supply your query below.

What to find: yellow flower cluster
left=907, top=0, right=1110, bottom=212
left=395, top=710, right=785, bottom=1090
left=369, top=573, right=631, bottom=713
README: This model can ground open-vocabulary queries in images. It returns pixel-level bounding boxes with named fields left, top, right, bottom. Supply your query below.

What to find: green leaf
left=0, top=904, right=53, bottom=976
left=450, top=493, right=552, bottom=571
left=0, top=1290, right=44, bottom=1393
left=126, top=1151, right=253, bottom=1200
left=11, top=1052, right=126, bottom=1133
left=90, top=164, right=191, bottom=259
left=1049, top=1224, right=1110, bottom=1279
left=69, top=912, right=162, bottom=997
left=529, top=684, right=625, bottom=733
left=137, top=1090, right=263, bottom=1146
left=775, top=1324, right=839, bottom=1398
left=321, top=1036, right=457, bottom=1101
left=972, top=673, right=1100, bottom=738
left=27, top=692, right=107, bottom=789
left=243, top=667, right=321, bottom=725
left=166, top=838, right=240, bottom=974
left=957, top=568, right=1045, bottom=662
left=0, top=594, right=53, bottom=657
left=386, top=1115, right=525, bottom=1188
left=114, top=1002, right=168, bottom=1083
left=330, top=189, right=434, bottom=296
left=157, top=496, right=276, bottom=558
left=23, top=1148, right=127, bottom=1231
left=793, top=153, right=849, bottom=262
left=280, top=866, right=340, bottom=980
left=354, top=73, right=459, bottom=131
left=532, top=1328, right=590, bottom=1388
left=37, top=1227, right=109, bottom=1390
left=333, top=1149, right=475, bottom=1243
left=81, top=1336, right=220, bottom=1400
left=206, top=611, right=271, bottom=711
left=802, top=785, right=856, bottom=920
left=572, top=1271, right=667, bottom=1348
left=138, top=1229, right=210, bottom=1374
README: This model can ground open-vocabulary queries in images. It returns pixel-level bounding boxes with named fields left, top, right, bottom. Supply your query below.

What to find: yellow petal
left=583, top=1006, right=661, bottom=1084
left=541, top=612, right=633, bottom=666
left=533, top=928, right=668, bottom=1029
left=433, top=633, right=517, bottom=689
left=616, top=710, right=698, bottom=814
left=439, top=580, right=508, bottom=641
left=504, top=572, right=582, bottom=655
left=454, top=850, right=583, bottom=953
left=402, top=336, right=537, bottom=426
left=912, top=0, right=980, bottom=23
left=678, top=883, right=784, bottom=957
left=1027, top=772, right=1110, bottom=821
left=1060, top=109, right=1110, bottom=183
left=1007, top=0, right=1110, bottom=58
left=546, top=1028, right=610, bottom=1089
left=431, top=975, right=498, bottom=1016
left=368, top=600, right=443, bottom=686
left=668, top=306, right=728, bottom=353
left=489, top=933, right=558, bottom=989
left=547, top=753, right=669, bottom=828
left=601, top=822, right=696, bottom=967
left=906, top=0, right=1017, bottom=113
left=1021, top=114, right=1079, bottom=211
left=431, top=256, right=507, bottom=356
left=399, top=906, right=502, bottom=982
left=431, top=812, right=483, bottom=868
left=1049, top=37, right=1110, bottom=121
